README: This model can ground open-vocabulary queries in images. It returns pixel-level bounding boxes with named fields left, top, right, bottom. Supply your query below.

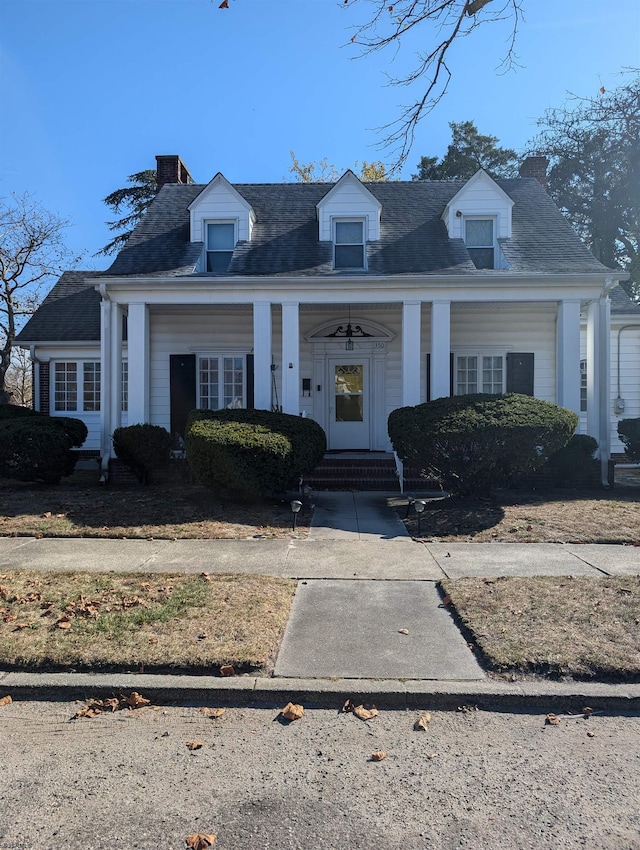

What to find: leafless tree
left=0, top=192, right=79, bottom=395
left=342, top=0, right=524, bottom=169
left=5, top=348, right=33, bottom=407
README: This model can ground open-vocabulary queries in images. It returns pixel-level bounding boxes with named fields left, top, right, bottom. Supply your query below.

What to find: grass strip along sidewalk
left=0, top=570, right=295, bottom=675
left=441, top=575, right=640, bottom=682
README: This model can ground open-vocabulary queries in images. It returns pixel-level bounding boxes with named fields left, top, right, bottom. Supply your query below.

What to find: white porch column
left=586, top=293, right=611, bottom=484
left=253, top=301, right=272, bottom=410
left=127, top=302, right=149, bottom=425
left=430, top=300, right=451, bottom=400
left=110, top=304, right=123, bottom=440
left=99, top=296, right=113, bottom=467
left=556, top=300, right=581, bottom=414
left=402, top=300, right=422, bottom=406
left=281, top=302, right=299, bottom=415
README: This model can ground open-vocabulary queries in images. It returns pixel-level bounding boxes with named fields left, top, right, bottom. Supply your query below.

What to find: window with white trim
left=199, top=355, right=245, bottom=410
left=121, top=360, right=128, bottom=413
left=54, top=361, right=100, bottom=412
left=465, top=218, right=495, bottom=269
left=334, top=220, right=365, bottom=269
left=455, top=354, right=504, bottom=395
left=206, top=222, right=235, bottom=273
left=580, top=359, right=587, bottom=412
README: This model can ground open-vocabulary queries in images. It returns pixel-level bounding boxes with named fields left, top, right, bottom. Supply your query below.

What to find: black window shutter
left=506, top=352, right=534, bottom=396
left=426, top=352, right=454, bottom=401
left=246, top=353, right=254, bottom=409
left=169, top=354, right=196, bottom=447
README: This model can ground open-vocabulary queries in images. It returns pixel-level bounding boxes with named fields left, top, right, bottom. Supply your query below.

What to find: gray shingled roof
left=610, top=284, right=640, bottom=315
left=104, top=177, right=613, bottom=278
left=16, top=271, right=102, bottom=343
left=17, top=177, right=629, bottom=344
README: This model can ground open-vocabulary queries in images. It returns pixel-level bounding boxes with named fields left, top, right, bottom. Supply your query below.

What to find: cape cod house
left=16, top=155, right=634, bottom=486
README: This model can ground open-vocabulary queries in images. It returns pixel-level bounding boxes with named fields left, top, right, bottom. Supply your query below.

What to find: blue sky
left=1, top=0, right=639, bottom=270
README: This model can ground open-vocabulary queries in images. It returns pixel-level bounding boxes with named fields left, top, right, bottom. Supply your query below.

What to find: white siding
left=443, top=172, right=513, bottom=240
left=190, top=181, right=252, bottom=245
left=317, top=176, right=381, bottom=242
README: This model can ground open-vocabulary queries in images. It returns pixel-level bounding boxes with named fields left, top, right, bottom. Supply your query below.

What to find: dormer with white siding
left=316, top=171, right=382, bottom=270
left=189, top=173, right=255, bottom=273
left=441, top=170, right=513, bottom=270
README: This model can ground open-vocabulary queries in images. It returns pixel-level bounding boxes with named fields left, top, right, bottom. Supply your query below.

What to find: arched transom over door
left=306, top=315, right=396, bottom=451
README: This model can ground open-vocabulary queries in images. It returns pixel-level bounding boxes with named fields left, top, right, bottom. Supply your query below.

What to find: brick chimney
left=155, top=155, right=194, bottom=189
left=519, top=156, right=549, bottom=190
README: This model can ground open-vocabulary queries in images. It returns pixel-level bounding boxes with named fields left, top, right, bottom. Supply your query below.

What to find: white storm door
left=328, top=358, right=370, bottom=450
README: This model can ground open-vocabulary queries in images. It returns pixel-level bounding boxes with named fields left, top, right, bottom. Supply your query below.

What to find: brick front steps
left=305, top=452, right=440, bottom=492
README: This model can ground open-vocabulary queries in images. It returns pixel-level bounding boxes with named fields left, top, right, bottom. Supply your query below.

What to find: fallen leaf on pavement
left=219, top=664, right=235, bottom=677
left=370, top=750, right=387, bottom=761
left=426, top=752, right=438, bottom=759
left=587, top=731, right=595, bottom=738
left=582, top=706, right=593, bottom=717
left=185, top=834, right=216, bottom=849
left=125, top=692, right=151, bottom=709
left=0, top=695, right=12, bottom=706
left=439, top=595, right=452, bottom=607
left=72, top=692, right=152, bottom=719
left=545, top=713, right=561, bottom=726
left=186, top=740, right=203, bottom=750
left=281, top=702, right=304, bottom=722
left=199, top=707, right=226, bottom=719
left=354, top=704, right=379, bottom=721
left=414, top=712, right=431, bottom=731
left=398, top=628, right=409, bottom=635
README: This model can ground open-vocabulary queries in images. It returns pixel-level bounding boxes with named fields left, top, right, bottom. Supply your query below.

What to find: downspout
left=615, top=325, right=637, bottom=415
left=29, top=346, right=40, bottom=412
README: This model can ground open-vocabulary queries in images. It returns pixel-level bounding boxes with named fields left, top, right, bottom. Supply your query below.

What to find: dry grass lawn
left=401, top=488, right=640, bottom=543
left=441, top=575, right=640, bottom=681
left=0, top=569, right=295, bottom=674
left=0, top=472, right=308, bottom=540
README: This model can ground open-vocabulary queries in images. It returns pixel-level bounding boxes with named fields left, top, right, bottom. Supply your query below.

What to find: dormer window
left=464, top=218, right=495, bottom=269
left=206, top=222, right=235, bottom=273
left=334, top=220, right=365, bottom=269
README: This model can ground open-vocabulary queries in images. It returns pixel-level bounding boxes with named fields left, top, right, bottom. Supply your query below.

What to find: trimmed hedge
left=186, top=409, right=326, bottom=499
left=0, top=414, right=88, bottom=484
left=112, top=424, right=172, bottom=484
left=546, top=433, right=598, bottom=486
left=388, top=393, right=578, bottom=497
left=618, top=418, right=640, bottom=462
left=0, top=404, right=40, bottom=421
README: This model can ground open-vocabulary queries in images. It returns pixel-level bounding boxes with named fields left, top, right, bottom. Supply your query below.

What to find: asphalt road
left=1, top=699, right=639, bottom=850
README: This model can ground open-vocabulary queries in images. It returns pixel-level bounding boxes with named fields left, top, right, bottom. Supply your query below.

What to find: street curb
left=1, top=671, right=639, bottom=712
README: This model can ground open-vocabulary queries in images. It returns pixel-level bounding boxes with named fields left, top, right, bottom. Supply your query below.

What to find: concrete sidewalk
left=0, top=490, right=638, bottom=708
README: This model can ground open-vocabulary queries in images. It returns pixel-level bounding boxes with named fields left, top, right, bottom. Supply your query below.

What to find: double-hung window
left=54, top=361, right=101, bottom=412
left=334, top=220, right=365, bottom=269
left=580, top=359, right=587, bottom=412
left=121, top=360, right=129, bottom=413
left=455, top=354, right=504, bottom=395
left=465, top=218, right=495, bottom=269
left=199, top=355, right=245, bottom=410
left=206, top=222, right=235, bottom=273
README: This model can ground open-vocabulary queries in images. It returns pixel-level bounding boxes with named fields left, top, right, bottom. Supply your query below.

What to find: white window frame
left=580, top=359, right=587, bottom=413
left=121, top=360, right=128, bottom=413
left=205, top=220, right=237, bottom=273
left=52, top=360, right=101, bottom=413
left=464, top=216, right=497, bottom=270
left=333, top=218, right=366, bottom=270
left=454, top=351, right=505, bottom=395
left=197, top=353, right=246, bottom=410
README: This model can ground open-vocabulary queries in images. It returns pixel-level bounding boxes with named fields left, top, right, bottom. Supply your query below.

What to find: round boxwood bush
left=0, top=414, right=87, bottom=484
left=186, top=409, right=326, bottom=499
left=112, top=424, right=172, bottom=484
left=618, top=418, right=640, bottom=462
left=547, top=433, right=598, bottom=485
left=0, top=404, right=40, bottom=421
left=388, top=393, right=578, bottom=497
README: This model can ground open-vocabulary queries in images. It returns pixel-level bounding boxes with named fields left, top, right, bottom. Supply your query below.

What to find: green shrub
left=547, top=433, right=598, bottom=485
left=187, top=409, right=326, bottom=489
left=0, top=418, right=83, bottom=484
left=112, top=424, right=172, bottom=484
left=186, top=418, right=292, bottom=500
left=618, top=418, right=640, bottom=462
left=0, top=404, right=40, bottom=421
left=388, top=393, right=578, bottom=497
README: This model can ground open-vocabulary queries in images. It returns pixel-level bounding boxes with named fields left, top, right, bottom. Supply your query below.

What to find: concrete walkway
left=0, top=491, right=638, bottom=705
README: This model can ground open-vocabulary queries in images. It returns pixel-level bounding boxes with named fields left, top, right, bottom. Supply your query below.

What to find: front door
left=328, top=358, right=370, bottom=449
